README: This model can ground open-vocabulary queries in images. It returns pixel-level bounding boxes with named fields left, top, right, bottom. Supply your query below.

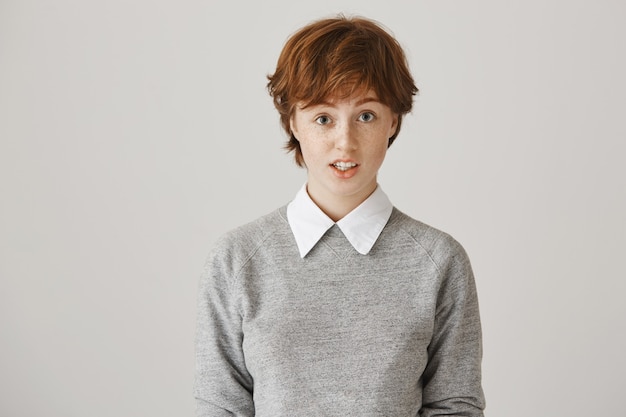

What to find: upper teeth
left=333, top=162, right=357, bottom=171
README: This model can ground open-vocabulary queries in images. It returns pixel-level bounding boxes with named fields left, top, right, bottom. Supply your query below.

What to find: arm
left=420, top=239, right=485, bottom=416
left=194, top=244, right=254, bottom=416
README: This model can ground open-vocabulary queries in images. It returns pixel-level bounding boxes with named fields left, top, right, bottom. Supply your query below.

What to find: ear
left=290, top=116, right=299, bottom=138
left=389, top=114, right=399, bottom=137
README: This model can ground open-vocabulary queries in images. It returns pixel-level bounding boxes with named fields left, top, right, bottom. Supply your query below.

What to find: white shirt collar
left=287, top=184, right=393, bottom=258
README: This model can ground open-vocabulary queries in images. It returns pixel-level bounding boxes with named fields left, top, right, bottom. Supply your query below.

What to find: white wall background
left=1, top=1, right=624, bottom=416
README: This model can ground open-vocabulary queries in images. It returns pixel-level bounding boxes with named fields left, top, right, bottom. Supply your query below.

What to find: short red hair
left=267, top=15, right=418, bottom=166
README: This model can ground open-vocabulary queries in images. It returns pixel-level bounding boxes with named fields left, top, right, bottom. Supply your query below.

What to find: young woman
left=195, top=15, right=485, bottom=416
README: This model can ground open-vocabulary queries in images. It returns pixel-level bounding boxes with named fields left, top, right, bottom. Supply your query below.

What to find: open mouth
left=331, top=161, right=358, bottom=171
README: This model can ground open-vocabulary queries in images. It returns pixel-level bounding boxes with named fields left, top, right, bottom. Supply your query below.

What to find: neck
left=306, top=184, right=377, bottom=222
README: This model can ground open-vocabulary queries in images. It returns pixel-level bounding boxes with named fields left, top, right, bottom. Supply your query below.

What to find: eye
left=358, top=112, right=376, bottom=122
left=315, top=115, right=331, bottom=125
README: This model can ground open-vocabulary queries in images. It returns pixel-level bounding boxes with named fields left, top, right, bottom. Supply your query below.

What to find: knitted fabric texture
left=195, top=206, right=485, bottom=416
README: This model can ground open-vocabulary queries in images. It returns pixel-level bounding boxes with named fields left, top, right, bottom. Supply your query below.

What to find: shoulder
left=387, top=208, right=477, bottom=306
left=211, top=206, right=289, bottom=262
left=387, top=207, right=471, bottom=272
left=199, top=207, right=290, bottom=296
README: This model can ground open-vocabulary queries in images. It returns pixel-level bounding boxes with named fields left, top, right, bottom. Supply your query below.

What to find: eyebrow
left=355, top=97, right=380, bottom=106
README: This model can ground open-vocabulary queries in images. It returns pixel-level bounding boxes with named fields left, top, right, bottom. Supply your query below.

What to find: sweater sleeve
left=420, top=238, right=486, bottom=416
left=194, top=243, right=254, bottom=417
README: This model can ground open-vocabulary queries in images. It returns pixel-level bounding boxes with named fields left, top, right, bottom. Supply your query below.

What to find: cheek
left=368, top=139, right=389, bottom=166
left=374, top=148, right=388, bottom=166
left=298, top=137, right=321, bottom=166
left=298, top=129, right=330, bottom=157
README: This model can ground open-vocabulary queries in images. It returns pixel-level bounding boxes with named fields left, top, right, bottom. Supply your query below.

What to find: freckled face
left=290, top=91, right=398, bottom=215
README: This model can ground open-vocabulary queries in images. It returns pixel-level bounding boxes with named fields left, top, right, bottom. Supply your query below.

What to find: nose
left=334, top=121, right=358, bottom=152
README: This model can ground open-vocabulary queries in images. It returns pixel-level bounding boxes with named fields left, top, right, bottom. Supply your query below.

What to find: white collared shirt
left=286, top=184, right=393, bottom=258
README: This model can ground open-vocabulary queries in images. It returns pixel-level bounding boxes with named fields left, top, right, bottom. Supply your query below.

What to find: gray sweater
left=195, top=206, right=485, bottom=416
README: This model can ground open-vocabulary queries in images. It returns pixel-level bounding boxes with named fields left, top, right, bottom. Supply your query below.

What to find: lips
left=329, top=160, right=360, bottom=179
left=331, top=161, right=358, bottom=171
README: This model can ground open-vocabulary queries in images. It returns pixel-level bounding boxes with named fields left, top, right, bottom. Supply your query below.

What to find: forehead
left=300, top=89, right=381, bottom=109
